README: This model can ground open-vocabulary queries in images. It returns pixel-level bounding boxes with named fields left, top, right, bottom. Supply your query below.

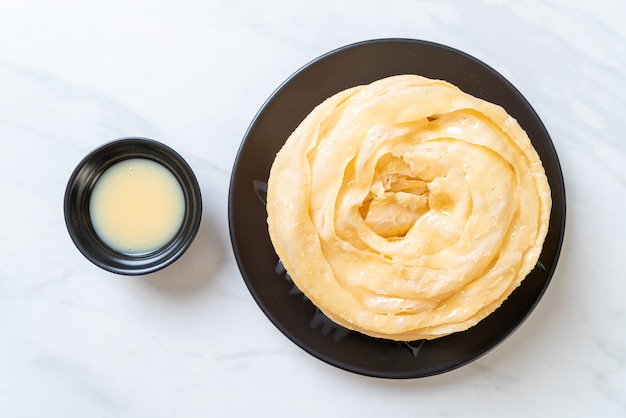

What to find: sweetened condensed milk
left=89, top=158, right=185, bottom=253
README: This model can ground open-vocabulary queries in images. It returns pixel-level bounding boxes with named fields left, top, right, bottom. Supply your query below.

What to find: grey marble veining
left=1, top=0, right=625, bottom=417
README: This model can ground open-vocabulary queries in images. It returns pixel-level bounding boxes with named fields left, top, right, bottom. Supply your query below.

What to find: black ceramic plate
left=228, top=39, right=565, bottom=378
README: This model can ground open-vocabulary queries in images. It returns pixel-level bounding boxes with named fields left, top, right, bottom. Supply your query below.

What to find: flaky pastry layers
left=266, top=75, right=551, bottom=341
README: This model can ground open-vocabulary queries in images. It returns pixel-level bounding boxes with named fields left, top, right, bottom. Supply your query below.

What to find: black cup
left=64, top=137, right=202, bottom=275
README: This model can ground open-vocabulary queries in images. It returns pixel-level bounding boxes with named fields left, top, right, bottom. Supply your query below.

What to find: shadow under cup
left=64, top=137, right=202, bottom=275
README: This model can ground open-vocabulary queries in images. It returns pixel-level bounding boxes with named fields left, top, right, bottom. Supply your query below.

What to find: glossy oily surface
left=230, top=39, right=565, bottom=378
left=90, top=158, right=185, bottom=254
left=266, top=74, right=552, bottom=341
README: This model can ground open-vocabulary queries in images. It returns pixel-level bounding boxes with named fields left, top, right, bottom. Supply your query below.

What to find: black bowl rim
left=64, top=137, right=203, bottom=275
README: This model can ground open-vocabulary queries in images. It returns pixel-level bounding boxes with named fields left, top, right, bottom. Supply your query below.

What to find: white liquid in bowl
left=89, top=158, right=185, bottom=253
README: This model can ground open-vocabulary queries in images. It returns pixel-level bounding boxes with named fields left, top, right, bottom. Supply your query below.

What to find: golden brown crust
left=267, top=75, right=551, bottom=341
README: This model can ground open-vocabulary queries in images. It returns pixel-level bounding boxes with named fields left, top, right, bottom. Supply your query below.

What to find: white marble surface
left=1, top=0, right=625, bottom=416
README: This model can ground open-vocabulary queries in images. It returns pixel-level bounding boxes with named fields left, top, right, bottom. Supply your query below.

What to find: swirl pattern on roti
left=266, top=75, right=551, bottom=341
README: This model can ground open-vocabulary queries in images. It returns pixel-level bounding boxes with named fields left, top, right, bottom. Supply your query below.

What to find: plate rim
left=228, top=37, right=566, bottom=379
